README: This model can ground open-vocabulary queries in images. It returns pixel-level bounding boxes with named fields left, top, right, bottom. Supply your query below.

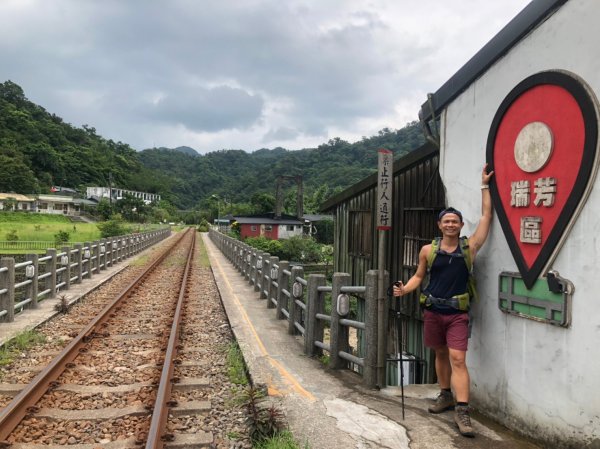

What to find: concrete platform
left=202, top=233, right=544, bottom=449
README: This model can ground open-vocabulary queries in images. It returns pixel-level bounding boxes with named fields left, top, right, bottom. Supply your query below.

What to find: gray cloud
left=0, top=0, right=531, bottom=152
left=142, top=85, right=264, bottom=132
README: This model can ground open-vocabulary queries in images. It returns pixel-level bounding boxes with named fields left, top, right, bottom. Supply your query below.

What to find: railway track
left=0, top=229, right=250, bottom=448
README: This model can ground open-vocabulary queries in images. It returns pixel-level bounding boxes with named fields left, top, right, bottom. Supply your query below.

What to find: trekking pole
left=397, top=310, right=405, bottom=420
left=389, top=282, right=406, bottom=420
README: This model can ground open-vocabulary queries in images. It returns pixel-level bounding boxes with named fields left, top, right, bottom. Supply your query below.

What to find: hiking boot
left=428, top=390, right=455, bottom=413
left=454, top=405, right=475, bottom=437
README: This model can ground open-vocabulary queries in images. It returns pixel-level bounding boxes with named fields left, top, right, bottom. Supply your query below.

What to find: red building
left=235, top=214, right=304, bottom=240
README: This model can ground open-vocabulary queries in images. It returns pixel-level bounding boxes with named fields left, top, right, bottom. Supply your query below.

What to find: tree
left=0, top=80, right=27, bottom=107
left=2, top=198, right=17, bottom=212
left=96, top=199, right=113, bottom=220
left=0, top=155, right=40, bottom=193
left=251, top=192, right=275, bottom=214
left=115, top=193, right=147, bottom=222
left=97, top=219, right=127, bottom=238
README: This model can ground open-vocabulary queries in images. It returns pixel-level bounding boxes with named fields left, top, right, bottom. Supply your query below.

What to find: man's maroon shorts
left=423, top=309, right=469, bottom=351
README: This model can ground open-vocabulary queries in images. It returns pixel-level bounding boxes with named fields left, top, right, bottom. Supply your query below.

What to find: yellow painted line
left=207, top=242, right=316, bottom=402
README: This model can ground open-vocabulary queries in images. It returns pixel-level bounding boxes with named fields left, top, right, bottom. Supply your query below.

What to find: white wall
left=277, top=225, right=303, bottom=240
left=439, top=1, right=600, bottom=446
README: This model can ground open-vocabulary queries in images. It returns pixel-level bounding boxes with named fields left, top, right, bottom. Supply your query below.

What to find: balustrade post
left=243, top=246, right=250, bottom=281
left=267, top=256, right=279, bottom=308
left=254, top=252, right=264, bottom=292
left=93, top=240, right=100, bottom=274
left=305, top=273, right=326, bottom=356
left=330, top=273, right=351, bottom=369
left=364, top=270, right=379, bottom=388
left=61, top=246, right=72, bottom=290
left=248, top=249, right=256, bottom=285
left=236, top=244, right=243, bottom=272
left=116, top=238, right=122, bottom=262
left=25, top=253, right=39, bottom=308
left=46, top=249, right=57, bottom=298
left=74, top=243, right=83, bottom=284
left=84, top=242, right=92, bottom=279
left=99, top=239, right=107, bottom=270
left=243, top=245, right=251, bottom=279
left=288, top=266, right=304, bottom=335
left=111, top=238, right=117, bottom=266
left=259, top=254, right=270, bottom=299
left=0, top=258, right=15, bottom=322
left=276, top=260, right=289, bottom=319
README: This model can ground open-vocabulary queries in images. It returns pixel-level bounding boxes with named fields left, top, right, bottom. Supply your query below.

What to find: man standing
left=393, top=165, right=493, bottom=437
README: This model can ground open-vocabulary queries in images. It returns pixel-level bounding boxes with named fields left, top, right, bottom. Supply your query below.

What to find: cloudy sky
left=1, top=0, right=531, bottom=153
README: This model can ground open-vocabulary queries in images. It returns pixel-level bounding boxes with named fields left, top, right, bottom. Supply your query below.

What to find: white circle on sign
left=514, top=121, right=554, bottom=172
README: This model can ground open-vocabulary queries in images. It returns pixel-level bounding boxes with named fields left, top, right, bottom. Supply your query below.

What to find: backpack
left=419, top=236, right=478, bottom=311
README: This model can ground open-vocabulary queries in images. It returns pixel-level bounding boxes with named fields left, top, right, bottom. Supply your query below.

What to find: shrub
left=244, top=235, right=328, bottom=263
left=97, top=220, right=126, bottom=238
left=54, top=230, right=70, bottom=247
left=5, top=229, right=18, bottom=241
left=245, top=236, right=283, bottom=257
left=280, top=236, right=322, bottom=263
left=229, top=221, right=240, bottom=238
left=197, top=219, right=210, bottom=232
left=240, top=386, right=286, bottom=443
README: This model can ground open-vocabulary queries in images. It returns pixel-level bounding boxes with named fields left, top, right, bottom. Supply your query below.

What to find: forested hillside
left=139, top=128, right=425, bottom=209
left=0, top=80, right=425, bottom=211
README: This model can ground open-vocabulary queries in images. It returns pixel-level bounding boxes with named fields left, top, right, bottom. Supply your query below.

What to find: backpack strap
left=459, top=236, right=478, bottom=302
left=459, top=236, right=473, bottom=272
left=427, top=237, right=441, bottom=269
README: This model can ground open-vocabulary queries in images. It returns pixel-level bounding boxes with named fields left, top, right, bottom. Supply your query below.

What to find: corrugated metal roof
left=72, top=198, right=97, bottom=205
left=36, top=195, right=74, bottom=203
left=302, top=214, right=332, bottom=222
left=234, top=213, right=303, bottom=225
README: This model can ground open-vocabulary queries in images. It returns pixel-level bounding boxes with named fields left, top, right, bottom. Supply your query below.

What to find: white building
left=419, top=0, right=599, bottom=447
left=35, top=194, right=80, bottom=215
left=86, top=187, right=161, bottom=205
left=0, top=193, right=35, bottom=211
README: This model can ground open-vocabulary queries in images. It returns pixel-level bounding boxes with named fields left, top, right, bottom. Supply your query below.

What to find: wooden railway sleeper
left=0, top=229, right=192, bottom=442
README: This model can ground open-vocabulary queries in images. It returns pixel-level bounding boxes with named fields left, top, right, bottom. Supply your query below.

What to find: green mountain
left=139, top=127, right=425, bottom=209
left=0, top=80, right=158, bottom=196
left=0, top=80, right=425, bottom=210
left=156, top=146, right=199, bottom=156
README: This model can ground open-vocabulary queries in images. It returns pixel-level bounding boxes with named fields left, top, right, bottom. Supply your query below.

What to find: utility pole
left=108, top=172, right=113, bottom=207
left=275, top=175, right=303, bottom=219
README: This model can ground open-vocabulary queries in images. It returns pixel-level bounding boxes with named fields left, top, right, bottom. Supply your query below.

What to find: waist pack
left=420, top=293, right=470, bottom=311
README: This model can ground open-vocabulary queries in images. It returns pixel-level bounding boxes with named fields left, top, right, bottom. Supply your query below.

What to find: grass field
left=0, top=212, right=100, bottom=242
left=0, top=213, right=167, bottom=256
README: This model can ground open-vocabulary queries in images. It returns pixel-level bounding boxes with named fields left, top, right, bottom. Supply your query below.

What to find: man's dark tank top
left=423, top=243, right=469, bottom=315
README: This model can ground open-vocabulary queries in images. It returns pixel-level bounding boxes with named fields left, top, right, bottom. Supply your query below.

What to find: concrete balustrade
left=208, top=228, right=381, bottom=388
left=0, top=228, right=170, bottom=323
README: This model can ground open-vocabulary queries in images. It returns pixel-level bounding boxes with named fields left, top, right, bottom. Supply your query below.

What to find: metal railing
left=0, top=241, right=65, bottom=251
left=209, top=229, right=384, bottom=388
left=0, top=229, right=171, bottom=323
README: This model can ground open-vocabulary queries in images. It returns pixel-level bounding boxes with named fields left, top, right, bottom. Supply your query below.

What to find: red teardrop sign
left=487, top=71, right=599, bottom=289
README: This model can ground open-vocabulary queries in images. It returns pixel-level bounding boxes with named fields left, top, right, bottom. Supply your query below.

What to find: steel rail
left=0, top=228, right=189, bottom=441
left=146, top=230, right=196, bottom=449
